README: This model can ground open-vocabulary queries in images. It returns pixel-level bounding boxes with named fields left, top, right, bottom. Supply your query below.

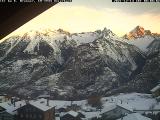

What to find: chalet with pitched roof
left=60, top=111, right=85, bottom=120
left=100, top=103, right=133, bottom=119
left=16, top=99, right=55, bottom=120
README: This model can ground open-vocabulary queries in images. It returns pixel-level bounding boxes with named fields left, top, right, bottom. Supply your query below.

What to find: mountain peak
left=135, top=25, right=144, bottom=29
left=103, top=27, right=112, bottom=33
left=102, top=27, right=116, bottom=38
left=23, top=29, right=53, bottom=37
left=124, top=25, right=152, bottom=40
left=132, top=25, right=148, bottom=34
left=57, top=28, right=70, bottom=35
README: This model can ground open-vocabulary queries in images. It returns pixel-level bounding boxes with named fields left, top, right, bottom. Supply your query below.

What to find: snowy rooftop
left=117, top=113, right=152, bottom=120
left=81, top=111, right=101, bottom=119
left=101, top=103, right=117, bottom=113
left=117, top=103, right=133, bottom=112
left=151, top=84, right=160, bottom=92
left=29, top=98, right=55, bottom=111
left=0, top=98, right=55, bottom=114
left=66, top=110, right=79, bottom=117
left=38, top=95, right=50, bottom=98
left=0, top=101, right=26, bottom=115
left=156, top=96, right=160, bottom=99
left=100, top=103, right=133, bottom=114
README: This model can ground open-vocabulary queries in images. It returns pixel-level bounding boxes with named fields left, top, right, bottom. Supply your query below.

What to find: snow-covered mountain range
left=0, top=26, right=159, bottom=99
left=123, top=26, right=160, bottom=52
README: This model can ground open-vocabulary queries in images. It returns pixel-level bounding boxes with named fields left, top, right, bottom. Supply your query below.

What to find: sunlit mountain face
left=123, top=26, right=160, bottom=51
left=123, top=26, right=160, bottom=40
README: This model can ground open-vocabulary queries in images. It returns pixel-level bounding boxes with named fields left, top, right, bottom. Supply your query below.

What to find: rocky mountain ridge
left=123, top=25, right=160, bottom=40
left=0, top=27, right=159, bottom=99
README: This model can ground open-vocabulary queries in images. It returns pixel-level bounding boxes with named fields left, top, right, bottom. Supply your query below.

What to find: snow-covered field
left=49, top=93, right=159, bottom=111
left=124, top=35, right=155, bottom=52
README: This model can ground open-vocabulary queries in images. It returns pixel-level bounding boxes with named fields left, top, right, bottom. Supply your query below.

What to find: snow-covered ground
left=48, top=93, right=160, bottom=111
left=123, top=36, right=155, bottom=52
left=104, top=93, right=159, bottom=110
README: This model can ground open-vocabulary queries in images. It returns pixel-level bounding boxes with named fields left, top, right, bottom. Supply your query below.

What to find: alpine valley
left=0, top=26, right=160, bottom=99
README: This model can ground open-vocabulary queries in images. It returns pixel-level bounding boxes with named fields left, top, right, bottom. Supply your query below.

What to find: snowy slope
left=71, top=32, right=99, bottom=44
left=123, top=26, right=160, bottom=52
left=104, top=93, right=158, bottom=111
left=125, top=35, right=155, bottom=52
left=16, top=29, right=100, bottom=52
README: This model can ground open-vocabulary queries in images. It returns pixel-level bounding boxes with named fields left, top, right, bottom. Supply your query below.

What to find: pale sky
left=1, top=0, right=160, bottom=42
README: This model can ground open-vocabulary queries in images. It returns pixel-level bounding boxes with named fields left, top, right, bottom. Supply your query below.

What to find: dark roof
left=58, top=107, right=67, bottom=112
left=78, top=112, right=85, bottom=118
left=0, top=106, right=6, bottom=112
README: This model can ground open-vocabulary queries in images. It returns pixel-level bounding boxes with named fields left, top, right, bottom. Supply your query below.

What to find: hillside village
left=0, top=85, right=160, bottom=120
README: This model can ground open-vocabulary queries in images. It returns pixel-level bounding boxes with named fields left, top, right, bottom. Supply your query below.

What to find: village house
left=100, top=103, right=133, bottom=120
left=60, top=110, right=85, bottom=120
left=0, top=106, right=14, bottom=120
left=151, top=84, right=160, bottom=97
left=117, top=113, right=152, bottom=120
left=16, top=99, right=55, bottom=120
left=0, top=100, right=26, bottom=120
